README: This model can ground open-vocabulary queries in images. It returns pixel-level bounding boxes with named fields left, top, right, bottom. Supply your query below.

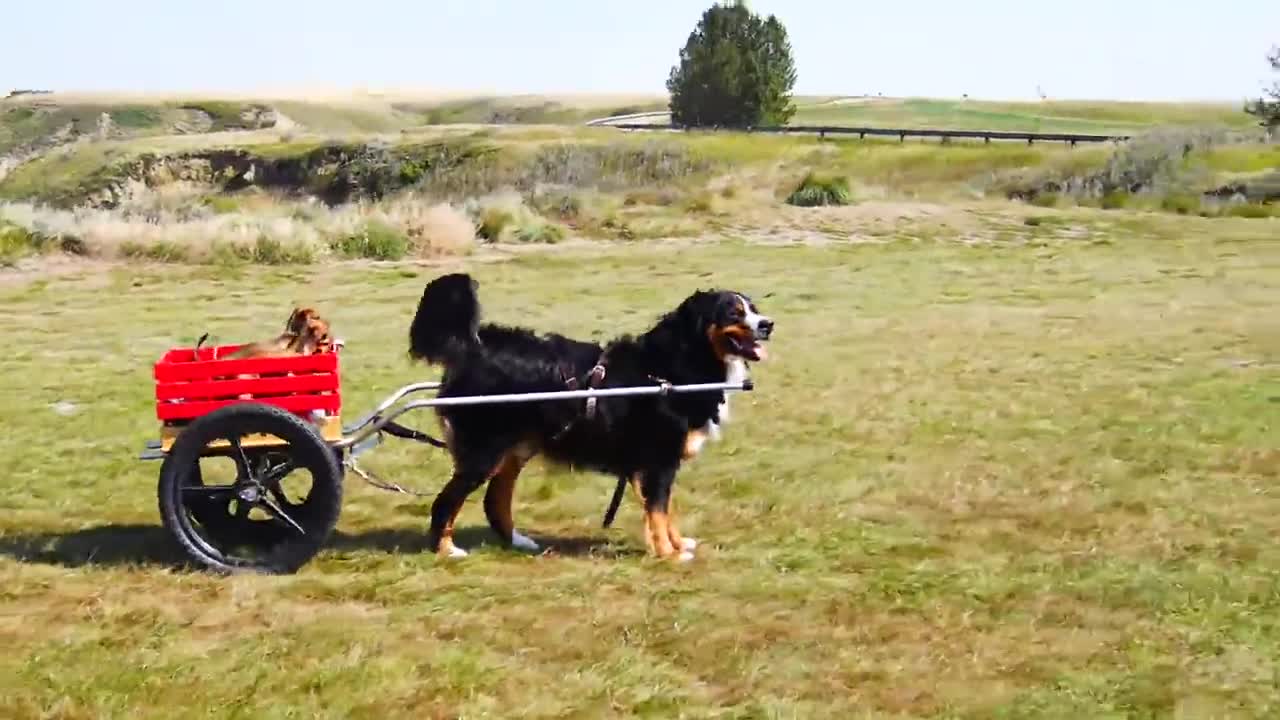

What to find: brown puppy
left=227, top=307, right=334, bottom=359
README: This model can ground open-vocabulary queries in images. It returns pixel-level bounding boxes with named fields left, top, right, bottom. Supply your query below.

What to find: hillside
left=1, top=91, right=1275, bottom=267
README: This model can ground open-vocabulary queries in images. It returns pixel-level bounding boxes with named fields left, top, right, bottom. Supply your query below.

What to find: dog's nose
left=756, top=318, right=774, bottom=338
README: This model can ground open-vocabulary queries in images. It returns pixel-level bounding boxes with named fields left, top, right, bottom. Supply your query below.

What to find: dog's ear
left=286, top=307, right=318, bottom=335
left=675, top=290, right=721, bottom=333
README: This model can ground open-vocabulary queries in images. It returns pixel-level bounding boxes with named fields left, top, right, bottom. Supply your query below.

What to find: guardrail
left=603, top=122, right=1131, bottom=146
left=583, top=110, right=671, bottom=126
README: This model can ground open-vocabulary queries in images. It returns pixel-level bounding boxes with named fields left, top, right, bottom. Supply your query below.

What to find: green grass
left=1199, top=144, right=1280, bottom=173
left=1, top=229, right=1278, bottom=718
left=170, top=100, right=274, bottom=131
left=270, top=101, right=419, bottom=133
left=0, top=141, right=133, bottom=202
left=791, top=97, right=1256, bottom=134
left=0, top=218, right=36, bottom=265
left=0, top=102, right=190, bottom=154
left=330, top=221, right=411, bottom=260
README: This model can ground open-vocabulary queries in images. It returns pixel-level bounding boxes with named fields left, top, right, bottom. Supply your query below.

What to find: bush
left=1, top=221, right=88, bottom=264
left=119, top=239, right=190, bottom=263
left=249, top=235, right=317, bottom=264
left=1099, top=191, right=1131, bottom=210
left=786, top=173, right=852, bottom=207
left=331, top=221, right=409, bottom=260
left=1222, top=202, right=1276, bottom=219
left=206, top=236, right=314, bottom=265
left=513, top=219, right=567, bottom=244
left=1028, top=192, right=1061, bottom=208
left=1160, top=194, right=1201, bottom=215
left=203, top=195, right=242, bottom=214
left=0, top=221, right=35, bottom=266
left=475, top=207, right=514, bottom=242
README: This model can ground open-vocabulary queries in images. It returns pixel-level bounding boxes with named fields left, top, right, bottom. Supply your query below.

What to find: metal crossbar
left=331, top=379, right=753, bottom=450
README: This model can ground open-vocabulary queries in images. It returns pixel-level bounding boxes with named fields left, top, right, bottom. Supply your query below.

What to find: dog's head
left=285, top=307, right=334, bottom=354
left=676, top=290, right=774, bottom=363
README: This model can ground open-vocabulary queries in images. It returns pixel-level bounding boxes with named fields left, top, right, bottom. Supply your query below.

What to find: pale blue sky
left=4, top=0, right=1277, bottom=102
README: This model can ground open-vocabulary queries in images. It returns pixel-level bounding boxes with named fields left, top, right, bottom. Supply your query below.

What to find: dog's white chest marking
left=697, top=357, right=748, bottom=448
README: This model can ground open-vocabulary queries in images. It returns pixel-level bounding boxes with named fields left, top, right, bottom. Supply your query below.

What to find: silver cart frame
left=142, top=378, right=753, bottom=460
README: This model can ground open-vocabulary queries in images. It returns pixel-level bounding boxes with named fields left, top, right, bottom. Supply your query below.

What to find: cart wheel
left=158, top=403, right=343, bottom=574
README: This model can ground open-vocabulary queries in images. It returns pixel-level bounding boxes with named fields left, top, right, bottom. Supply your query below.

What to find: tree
left=1245, top=46, right=1280, bottom=133
left=666, top=1, right=797, bottom=129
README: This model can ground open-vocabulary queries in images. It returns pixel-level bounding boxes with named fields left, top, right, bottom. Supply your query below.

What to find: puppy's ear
left=286, top=307, right=317, bottom=335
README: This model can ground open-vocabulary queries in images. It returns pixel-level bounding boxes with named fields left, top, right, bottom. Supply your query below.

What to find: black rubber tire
left=157, top=403, right=343, bottom=575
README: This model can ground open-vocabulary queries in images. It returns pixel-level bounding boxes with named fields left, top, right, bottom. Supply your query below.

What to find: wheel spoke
left=257, top=495, right=307, bottom=536
left=227, top=435, right=253, bottom=480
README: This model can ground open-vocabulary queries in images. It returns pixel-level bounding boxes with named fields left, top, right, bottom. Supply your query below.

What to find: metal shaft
left=406, top=380, right=750, bottom=407
left=332, top=380, right=752, bottom=450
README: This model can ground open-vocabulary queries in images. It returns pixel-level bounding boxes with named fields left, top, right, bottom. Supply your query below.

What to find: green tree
left=666, top=1, right=797, bottom=129
left=1245, top=46, right=1280, bottom=133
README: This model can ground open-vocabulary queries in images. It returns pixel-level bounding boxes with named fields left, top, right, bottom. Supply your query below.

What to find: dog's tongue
left=753, top=343, right=769, bottom=361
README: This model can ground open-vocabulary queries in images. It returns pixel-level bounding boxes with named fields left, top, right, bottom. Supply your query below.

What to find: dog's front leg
left=636, top=466, right=692, bottom=562
left=664, top=489, right=697, bottom=558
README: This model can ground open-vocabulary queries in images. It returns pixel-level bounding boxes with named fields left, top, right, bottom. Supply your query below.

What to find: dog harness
left=563, top=359, right=609, bottom=419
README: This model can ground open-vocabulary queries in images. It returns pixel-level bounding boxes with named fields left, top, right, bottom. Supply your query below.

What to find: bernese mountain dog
left=407, top=272, right=773, bottom=562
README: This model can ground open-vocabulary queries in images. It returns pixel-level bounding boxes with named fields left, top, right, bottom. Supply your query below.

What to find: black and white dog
left=407, top=273, right=773, bottom=561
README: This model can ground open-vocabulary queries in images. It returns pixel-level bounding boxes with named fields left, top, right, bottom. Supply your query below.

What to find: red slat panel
left=154, top=347, right=338, bottom=382
left=156, top=394, right=342, bottom=421
left=155, top=372, right=339, bottom=401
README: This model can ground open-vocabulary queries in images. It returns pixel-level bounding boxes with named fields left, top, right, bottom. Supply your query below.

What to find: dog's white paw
left=678, top=550, right=696, bottom=563
left=681, top=537, right=698, bottom=552
left=510, top=530, right=541, bottom=553
left=445, top=544, right=469, bottom=558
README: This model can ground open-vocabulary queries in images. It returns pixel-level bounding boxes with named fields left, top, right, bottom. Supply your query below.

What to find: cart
left=138, top=340, right=753, bottom=574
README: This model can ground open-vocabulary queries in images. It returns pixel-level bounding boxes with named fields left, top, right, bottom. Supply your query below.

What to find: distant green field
left=2, top=94, right=1257, bottom=143
left=790, top=97, right=1255, bottom=134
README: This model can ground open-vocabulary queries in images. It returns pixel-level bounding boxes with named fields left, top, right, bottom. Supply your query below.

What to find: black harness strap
left=552, top=355, right=609, bottom=442
left=380, top=420, right=448, bottom=448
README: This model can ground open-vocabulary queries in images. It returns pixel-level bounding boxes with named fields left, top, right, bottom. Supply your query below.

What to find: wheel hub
left=237, top=484, right=263, bottom=503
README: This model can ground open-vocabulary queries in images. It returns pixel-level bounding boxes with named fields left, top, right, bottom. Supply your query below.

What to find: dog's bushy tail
left=408, top=272, right=482, bottom=370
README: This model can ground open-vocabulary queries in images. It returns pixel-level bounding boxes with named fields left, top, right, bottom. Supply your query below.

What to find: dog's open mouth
left=727, top=333, right=769, bottom=362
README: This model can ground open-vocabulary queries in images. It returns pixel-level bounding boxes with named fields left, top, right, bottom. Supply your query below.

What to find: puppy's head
left=285, top=307, right=319, bottom=335
left=285, top=307, right=333, bottom=354
left=678, top=290, right=774, bottom=363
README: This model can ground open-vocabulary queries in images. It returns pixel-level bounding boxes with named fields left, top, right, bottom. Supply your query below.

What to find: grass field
left=789, top=98, right=1255, bottom=134
left=2, top=223, right=1278, bottom=717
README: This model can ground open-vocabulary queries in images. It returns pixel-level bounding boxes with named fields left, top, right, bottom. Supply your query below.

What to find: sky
left=3, top=0, right=1278, bottom=102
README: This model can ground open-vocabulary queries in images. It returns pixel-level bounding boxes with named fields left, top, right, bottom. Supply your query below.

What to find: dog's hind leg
left=427, top=467, right=489, bottom=558
left=483, top=451, right=540, bottom=553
